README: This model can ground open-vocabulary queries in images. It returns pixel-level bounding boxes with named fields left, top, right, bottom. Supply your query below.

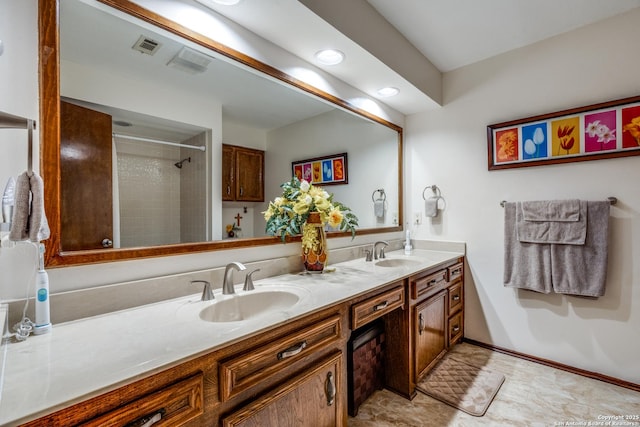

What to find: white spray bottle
left=33, top=243, right=52, bottom=335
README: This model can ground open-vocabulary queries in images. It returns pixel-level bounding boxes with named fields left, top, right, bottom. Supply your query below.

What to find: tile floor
left=349, top=342, right=640, bottom=426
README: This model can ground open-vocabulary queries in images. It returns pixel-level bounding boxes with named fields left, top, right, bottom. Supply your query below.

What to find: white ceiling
left=199, top=0, right=640, bottom=114
left=366, top=0, right=640, bottom=72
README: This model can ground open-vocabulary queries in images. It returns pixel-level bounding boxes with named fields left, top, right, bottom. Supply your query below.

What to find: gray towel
left=503, top=202, right=553, bottom=293
left=517, top=200, right=587, bottom=245
left=9, top=172, right=50, bottom=242
left=551, top=201, right=609, bottom=297
left=521, top=199, right=580, bottom=221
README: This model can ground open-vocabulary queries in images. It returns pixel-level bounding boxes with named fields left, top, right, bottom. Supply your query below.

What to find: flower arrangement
left=263, top=177, right=358, bottom=244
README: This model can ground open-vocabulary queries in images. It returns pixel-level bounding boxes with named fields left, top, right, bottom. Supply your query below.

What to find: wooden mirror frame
left=39, top=0, right=403, bottom=267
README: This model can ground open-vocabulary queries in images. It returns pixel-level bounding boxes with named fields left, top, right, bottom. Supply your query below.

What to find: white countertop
left=0, top=249, right=462, bottom=425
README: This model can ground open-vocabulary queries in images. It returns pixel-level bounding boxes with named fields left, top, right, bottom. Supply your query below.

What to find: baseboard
left=463, top=338, right=640, bottom=393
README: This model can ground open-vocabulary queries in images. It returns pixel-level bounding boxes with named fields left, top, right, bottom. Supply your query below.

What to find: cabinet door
left=222, top=352, right=343, bottom=427
left=235, top=147, right=264, bottom=201
left=414, top=289, right=447, bottom=380
left=222, top=145, right=235, bottom=201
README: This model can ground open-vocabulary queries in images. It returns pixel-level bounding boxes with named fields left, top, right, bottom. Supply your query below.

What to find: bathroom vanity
left=1, top=249, right=464, bottom=426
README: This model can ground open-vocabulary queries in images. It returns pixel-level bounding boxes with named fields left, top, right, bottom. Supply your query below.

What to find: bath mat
left=415, top=356, right=505, bottom=416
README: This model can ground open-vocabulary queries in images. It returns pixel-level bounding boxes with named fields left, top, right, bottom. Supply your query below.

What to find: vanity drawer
left=219, top=314, right=342, bottom=402
left=448, top=281, right=463, bottom=315
left=411, top=269, right=447, bottom=300
left=352, top=285, right=404, bottom=330
left=448, top=262, right=463, bottom=283
left=79, top=373, right=203, bottom=427
left=448, top=311, right=463, bottom=346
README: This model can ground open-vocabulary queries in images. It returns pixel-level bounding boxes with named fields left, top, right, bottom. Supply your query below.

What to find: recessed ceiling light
left=377, top=87, right=400, bottom=97
left=196, top=0, right=242, bottom=6
left=314, top=49, right=345, bottom=66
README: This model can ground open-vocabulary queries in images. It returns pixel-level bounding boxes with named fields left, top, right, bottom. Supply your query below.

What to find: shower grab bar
left=113, top=133, right=206, bottom=152
left=1, top=111, right=35, bottom=175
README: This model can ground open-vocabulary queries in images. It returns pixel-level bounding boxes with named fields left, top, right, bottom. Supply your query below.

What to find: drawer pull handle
left=452, top=295, right=460, bottom=301
left=429, top=279, right=438, bottom=286
left=452, top=268, right=462, bottom=275
left=452, top=325, right=460, bottom=333
left=226, top=185, right=231, bottom=195
left=418, top=313, right=424, bottom=335
left=373, top=301, right=389, bottom=311
left=125, top=408, right=166, bottom=427
left=277, top=340, right=307, bottom=360
left=325, top=371, right=336, bottom=406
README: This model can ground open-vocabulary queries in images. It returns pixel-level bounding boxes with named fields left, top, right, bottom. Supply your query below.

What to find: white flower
left=586, top=120, right=601, bottom=137
left=597, top=127, right=616, bottom=144
left=299, top=180, right=310, bottom=192
left=524, top=139, right=536, bottom=155
left=532, top=127, right=545, bottom=145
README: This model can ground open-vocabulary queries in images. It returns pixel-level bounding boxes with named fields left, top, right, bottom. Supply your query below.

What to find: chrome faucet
left=191, top=280, right=214, bottom=301
left=373, top=241, right=389, bottom=260
left=222, top=262, right=246, bottom=295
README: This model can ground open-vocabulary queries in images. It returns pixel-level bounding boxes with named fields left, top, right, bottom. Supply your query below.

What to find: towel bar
left=500, top=197, right=617, bottom=207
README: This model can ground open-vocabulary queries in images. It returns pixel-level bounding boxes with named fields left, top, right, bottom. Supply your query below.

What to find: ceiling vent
left=167, top=46, right=212, bottom=74
left=132, top=35, right=161, bottom=55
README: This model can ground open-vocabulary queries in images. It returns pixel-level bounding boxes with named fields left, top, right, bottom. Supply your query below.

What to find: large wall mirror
left=40, top=0, right=403, bottom=267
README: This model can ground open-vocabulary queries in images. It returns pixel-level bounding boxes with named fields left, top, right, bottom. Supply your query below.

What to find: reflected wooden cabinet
left=222, top=352, right=343, bottom=427
left=222, top=144, right=264, bottom=202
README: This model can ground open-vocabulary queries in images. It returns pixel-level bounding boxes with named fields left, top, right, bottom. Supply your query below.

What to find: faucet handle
left=243, top=269, right=260, bottom=291
left=191, top=280, right=214, bottom=301
left=364, top=249, right=373, bottom=262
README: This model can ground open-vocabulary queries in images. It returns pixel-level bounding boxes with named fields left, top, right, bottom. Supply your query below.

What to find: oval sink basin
left=199, top=289, right=301, bottom=323
left=375, top=258, right=421, bottom=268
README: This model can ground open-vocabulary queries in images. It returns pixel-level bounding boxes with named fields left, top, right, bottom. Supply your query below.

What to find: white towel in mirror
left=374, top=199, right=385, bottom=218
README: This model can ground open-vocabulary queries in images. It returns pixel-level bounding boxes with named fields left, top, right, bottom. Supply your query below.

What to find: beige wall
left=406, top=9, right=640, bottom=383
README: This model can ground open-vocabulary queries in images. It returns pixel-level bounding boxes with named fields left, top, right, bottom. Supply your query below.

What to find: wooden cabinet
left=21, top=365, right=206, bottom=426
left=21, top=256, right=463, bottom=425
left=351, top=283, right=404, bottom=330
left=383, top=257, right=465, bottom=399
left=219, top=315, right=342, bottom=402
left=414, top=289, right=447, bottom=380
left=222, top=144, right=264, bottom=202
left=222, top=352, right=343, bottom=427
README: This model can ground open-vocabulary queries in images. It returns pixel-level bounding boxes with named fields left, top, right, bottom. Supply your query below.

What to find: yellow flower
left=328, top=207, right=343, bottom=228
left=226, top=224, right=233, bottom=233
left=314, top=195, right=331, bottom=211
left=263, top=208, right=273, bottom=221
left=293, top=195, right=312, bottom=215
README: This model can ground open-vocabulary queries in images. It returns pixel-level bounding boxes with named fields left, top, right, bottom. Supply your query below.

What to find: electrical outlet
left=414, top=212, right=422, bottom=225
left=392, top=212, right=398, bottom=225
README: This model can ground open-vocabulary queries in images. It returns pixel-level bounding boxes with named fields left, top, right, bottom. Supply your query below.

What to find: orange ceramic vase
left=301, top=212, right=327, bottom=273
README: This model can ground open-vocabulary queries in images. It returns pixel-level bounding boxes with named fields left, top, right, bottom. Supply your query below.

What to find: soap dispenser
left=404, top=229, right=413, bottom=255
